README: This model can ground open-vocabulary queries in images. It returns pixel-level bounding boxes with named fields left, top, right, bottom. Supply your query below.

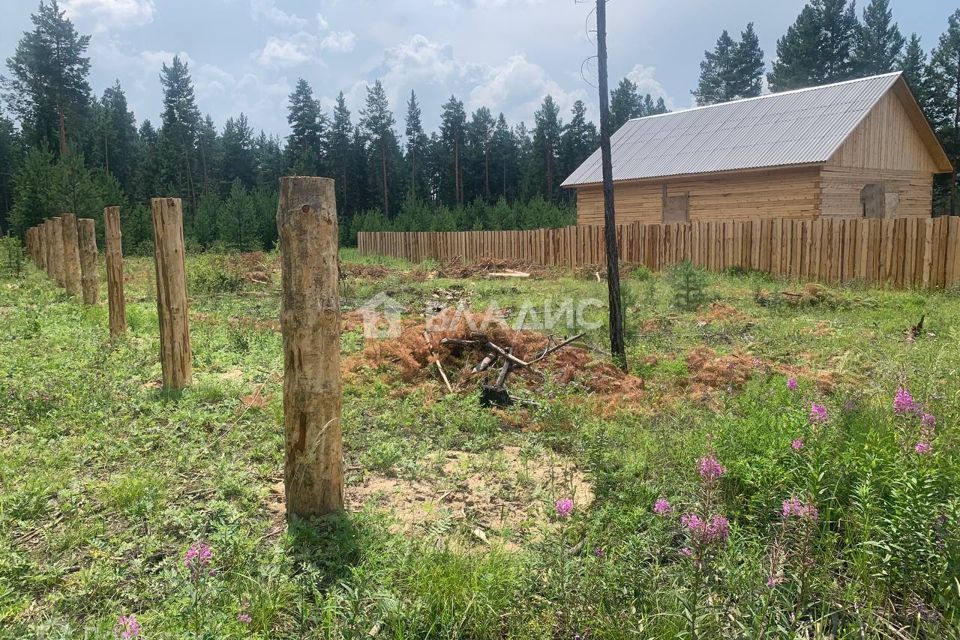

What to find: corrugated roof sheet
left=561, top=72, right=902, bottom=187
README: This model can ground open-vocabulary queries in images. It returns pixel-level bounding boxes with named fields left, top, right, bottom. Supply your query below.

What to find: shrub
left=666, top=259, right=709, bottom=310
left=188, top=255, right=246, bottom=294
left=0, top=236, right=25, bottom=278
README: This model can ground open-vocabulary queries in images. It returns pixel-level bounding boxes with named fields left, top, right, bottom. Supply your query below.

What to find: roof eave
left=562, top=162, right=826, bottom=189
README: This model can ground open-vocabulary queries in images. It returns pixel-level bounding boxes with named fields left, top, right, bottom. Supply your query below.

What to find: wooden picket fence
left=358, top=216, right=960, bottom=289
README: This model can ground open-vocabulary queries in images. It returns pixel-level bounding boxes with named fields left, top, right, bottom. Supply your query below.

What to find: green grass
left=1, top=250, right=959, bottom=638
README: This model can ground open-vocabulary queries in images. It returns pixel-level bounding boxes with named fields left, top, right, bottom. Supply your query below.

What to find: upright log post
left=43, top=221, right=54, bottom=277
left=50, top=217, right=66, bottom=287
left=104, top=207, right=128, bottom=336
left=277, top=176, right=344, bottom=518
left=61, top=214, right=83, bottom=296
left=77, top=219, right=100, bottom=305
left=151, top=198, right=193, bottom=390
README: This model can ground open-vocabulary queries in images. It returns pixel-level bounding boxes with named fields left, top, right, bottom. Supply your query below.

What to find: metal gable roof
left=562, top=72, right=903, bottom=187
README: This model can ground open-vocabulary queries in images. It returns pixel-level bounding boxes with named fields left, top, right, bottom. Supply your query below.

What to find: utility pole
left=596, top=0, right=627, bottom=371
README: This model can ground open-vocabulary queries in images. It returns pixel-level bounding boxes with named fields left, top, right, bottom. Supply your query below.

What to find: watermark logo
left=356, top=293, right=605, bottom=340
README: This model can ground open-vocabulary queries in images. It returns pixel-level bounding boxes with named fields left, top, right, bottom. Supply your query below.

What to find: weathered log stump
left=104, top=207, right=127, bottom=336
left=78, top=218, right=100, bottom=305
left=151, top=198, right=193, bottom=390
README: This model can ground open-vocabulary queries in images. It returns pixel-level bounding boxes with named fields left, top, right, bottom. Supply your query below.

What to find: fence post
left=77, top=218, right=100, bottom=305
left=61, top=214, right=83, bottom=296
left=277, top=176, right=344, bottom=519
left=104, top=207, right=128, bottom=336
left=50, top=217, right=66, bottom=287
left=151, top=198, right=193, bottom=390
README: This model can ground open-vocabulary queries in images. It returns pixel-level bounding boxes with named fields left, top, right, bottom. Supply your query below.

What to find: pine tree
left=490, top=114, right=517, bottom=202
left=730, top=23, right=765, bottom=99
left=532, top=96, right=562, bottom=202
left=220, top=114, right=256, bottom=191
left=8, top=146, right=56, bottom=236
left=900, top=34, right=928, bottom=106
left=466, top=107, right=495, bottom=202
left=253, top=131, right=284, bottom=189
left=439, top=95, right=467, bottom=207
left=559, top=100, right=598, bottom=184
left=694, top=30, right=737, bottom=105
left=854, top=0, right=905, bottom=75
left=404, top=91, right=428, bottom=200
left=0, top=116, right=20, bottom=234
left=359, top=80, right=398, bottom=217
left=196, top=115, right=218, bottom=196
left=131, top=119, right=160, bottom=204
left=328, top=92, right=353, bottom=214
left=3, top=0, right=91, bottom=155
left=286, top=79, right=325, bottom=176
left=927, top=9, right=960, bottom=215
left=609, top=78, right=642, bottom=131
left=768, top=0, right=860, bottom=92
left=158, top=56, right=201, bottom=217
left=95, top=82, right=137, bottom=192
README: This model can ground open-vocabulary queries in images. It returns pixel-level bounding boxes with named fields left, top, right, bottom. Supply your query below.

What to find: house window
left=860, top=183, right=885, bottom=219
left=663, top=187, right=689, bottom=224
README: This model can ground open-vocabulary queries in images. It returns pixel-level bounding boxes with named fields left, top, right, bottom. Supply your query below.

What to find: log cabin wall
left=575, top=166, right=822, bottom=226
left=819, top=88, right=941, bottom=218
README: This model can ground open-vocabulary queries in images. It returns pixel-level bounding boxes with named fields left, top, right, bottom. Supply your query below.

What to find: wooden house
left=562, top=72, right=952, bottom=224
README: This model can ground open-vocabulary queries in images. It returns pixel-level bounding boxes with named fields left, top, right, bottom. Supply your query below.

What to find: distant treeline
left=1, top=0, right=959, bottom=253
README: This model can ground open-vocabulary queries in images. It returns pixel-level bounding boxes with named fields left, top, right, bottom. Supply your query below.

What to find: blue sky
left=0, top=0, right=953, bottom=139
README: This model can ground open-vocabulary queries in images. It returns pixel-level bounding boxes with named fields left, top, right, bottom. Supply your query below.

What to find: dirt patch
left=697, top=302, right=749, bottom=325
left=266, top=446, right=593, bottom=545
left=437, top=257, right=552, bottom=279
left=345, top=308, right=644, bottom=400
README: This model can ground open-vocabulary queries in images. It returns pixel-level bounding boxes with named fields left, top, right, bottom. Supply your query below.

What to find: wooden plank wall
left=357, top=217, right=960, bottom=289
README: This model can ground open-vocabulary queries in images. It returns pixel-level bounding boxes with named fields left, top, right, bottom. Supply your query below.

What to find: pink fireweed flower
left=184, top=542, right=213, bottom=579
left=766, top=575, right=784, bottom=588
left=554, top=498, right=573, bottom=518
left=893, top=387, right=917, bottom=414
left=786, top=377, right=798, bottom=391
left=697, top=455, right=726, bottom=484
left=781, top=498, right=818, bottom=521
left=915, top=441, right=932, bottom=455
left=791, top=438, right=804, bottom=451
left=653, top=498, right=672, bottom=516
left=681, top=513, right=730, bottom=544
left=114, top=614, right=140, bottom=639
left=808, top=403, right=828, bottom=423
left=239, top=613, right=252, bottom=624
left=921, top=413, right=936, bottom=427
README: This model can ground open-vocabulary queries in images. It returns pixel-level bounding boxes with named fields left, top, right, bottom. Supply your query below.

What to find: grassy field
left=1, top=247, right=960, bottom=639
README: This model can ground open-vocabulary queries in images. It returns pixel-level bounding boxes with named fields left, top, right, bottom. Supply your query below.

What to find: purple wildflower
left=921, top=413, right=936, bottom=428
left=791, top=438, right=804, bottom=451
left=239, top=613, right=252, bottom=624
left=681, top=513, right=730, bottom=544
left=680, top=547, right=693, bottom=557
left=114, top=614, right=140, bottom=639
left=786, top=377, right=798, bottom=391
left=893, top=387, right=917, bottom=415
left=915, top=441, right=932, bottom=455
left=697, top=455, right=726, bottom=484
left=808, top=403, right=828, bottom=424
left=653, top=498, right=672, bottom=516
left=781, top=498, right=819, bottom=521
left=593, top=546, right=605, bottom=558
left=554, top=498, right=573, bottom=518
left=766, top=575, right=784, bottom=588
left=184, top=541, right=213, bottom=579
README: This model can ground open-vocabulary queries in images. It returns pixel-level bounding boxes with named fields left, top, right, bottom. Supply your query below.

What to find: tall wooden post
left=50, top=217, right=66, bottom=287
left=277, top=176, right=344, bottom=518
left=61, top=214, right=83, bottom=296
left=104, top=207, right=128, bottom=336
left=151, top=198, right=193, bottom=390
left=78, top=219, right=100, bottom=305
left=43, top=222, right=54, bottom=277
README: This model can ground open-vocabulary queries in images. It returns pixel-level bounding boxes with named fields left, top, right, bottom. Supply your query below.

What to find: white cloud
left=470, top=54, right=586, bottom=121
left=139, top=49, right=194, bottom=70
left=321, top=31, right=357, bottom=53
left=253, top=33, right=317, bottom=68
left=62, top=0, right=155, bottom=31
left=250, top=0, right=308, bottom=29
left=625, top=64, right=674, bottom=110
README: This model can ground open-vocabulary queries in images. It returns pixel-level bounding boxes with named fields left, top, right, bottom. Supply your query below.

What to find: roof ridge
left=628, top=71, right=903, bottom=123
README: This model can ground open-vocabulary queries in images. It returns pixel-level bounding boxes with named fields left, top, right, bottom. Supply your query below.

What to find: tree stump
left=151, top=198, right=193, bottom=390
left=61, top=214, right=83, bottom=296
left=78, top=219, right=100, bottom=305
left=277, top=176, right=344, bottom=519
left=104, top=207, right=127, bottom=336
left=49, top=217, right=66, bottom=288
